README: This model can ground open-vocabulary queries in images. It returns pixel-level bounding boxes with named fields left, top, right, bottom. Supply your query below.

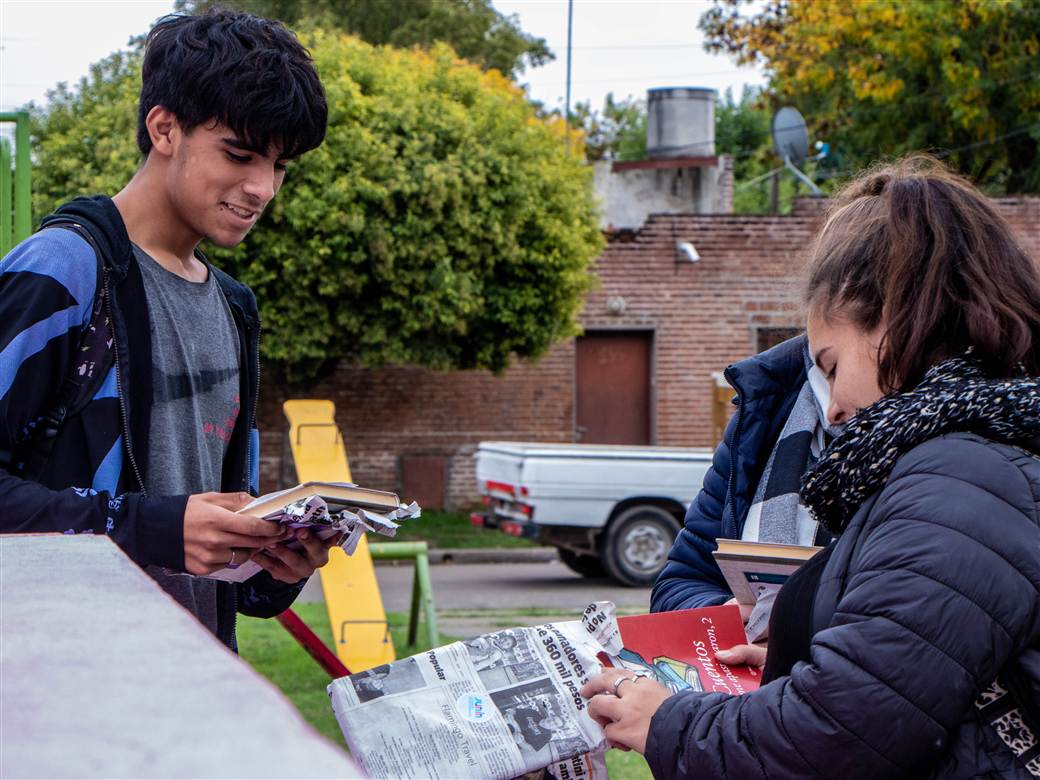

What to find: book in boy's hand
left=238, top=481, right=404, bottom=517
left=611, top=605, right=760, bottom=696
left=201, top=482, right=421, bottom=583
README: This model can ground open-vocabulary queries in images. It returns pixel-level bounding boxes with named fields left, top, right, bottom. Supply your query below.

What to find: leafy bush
left=31, top=33, right=603, bottom=379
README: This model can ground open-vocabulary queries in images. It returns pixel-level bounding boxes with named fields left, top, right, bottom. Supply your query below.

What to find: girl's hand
left=715, top=643, right=767, bottom=669
left=723, top=596, right=754, bottom=623
left=580, top=669, right=673, bottom=754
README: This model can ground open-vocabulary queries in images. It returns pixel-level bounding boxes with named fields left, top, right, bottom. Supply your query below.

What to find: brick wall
left=257, top=197, right=1040, bottom=507
left=257, top=343, right=576, bottom=507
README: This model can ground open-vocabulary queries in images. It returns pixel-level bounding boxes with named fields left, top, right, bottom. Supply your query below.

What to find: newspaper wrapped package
left=328, top=602, right=624, bottom=780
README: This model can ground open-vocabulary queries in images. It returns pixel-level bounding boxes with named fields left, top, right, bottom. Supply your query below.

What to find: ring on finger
left=611, top=675, right=639, bottom=695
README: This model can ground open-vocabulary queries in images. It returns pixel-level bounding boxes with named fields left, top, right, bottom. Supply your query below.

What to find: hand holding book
left=182, top=491, right=289, bottom=577
left=582, top=605, right=762, bottom=756
left=251, top=526, right=346, bottom=584
left=202, top=482, right=421, bottom=583
left=714, top=643, right=767, bottom=669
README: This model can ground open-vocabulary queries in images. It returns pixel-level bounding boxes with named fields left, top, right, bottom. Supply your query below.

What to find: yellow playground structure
left=282, top=400, right=436, bottom=674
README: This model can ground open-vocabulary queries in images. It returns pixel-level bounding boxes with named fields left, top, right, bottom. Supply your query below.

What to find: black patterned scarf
left=801, top=352, right=1040, bottom=535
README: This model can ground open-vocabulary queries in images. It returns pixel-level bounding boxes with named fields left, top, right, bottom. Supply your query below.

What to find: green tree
left=31, top=33, right=603, bottom=379
left=29, top=51, right=143, bottom=209
left=700, top=0, right=1040, bottom=193
left=571, top=93, right=647, bottom=162
left=176, top=0, right=552, bottom=79
left=715, top=85, right=816, bottom=214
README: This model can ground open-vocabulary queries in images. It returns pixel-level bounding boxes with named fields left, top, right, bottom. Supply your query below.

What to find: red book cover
left=612, top=605, right=761, bottom=695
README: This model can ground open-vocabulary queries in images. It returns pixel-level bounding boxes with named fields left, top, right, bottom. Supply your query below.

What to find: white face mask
left=807, top=364, right=847, bottom=438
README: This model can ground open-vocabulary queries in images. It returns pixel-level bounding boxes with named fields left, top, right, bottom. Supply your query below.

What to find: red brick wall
left=257, top=197, right=1040, bottom=507
left=257, top=343, right=576, bottom=507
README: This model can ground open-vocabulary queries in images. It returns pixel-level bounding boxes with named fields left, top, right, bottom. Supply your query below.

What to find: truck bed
left=475, top=441, right=713, bottom=529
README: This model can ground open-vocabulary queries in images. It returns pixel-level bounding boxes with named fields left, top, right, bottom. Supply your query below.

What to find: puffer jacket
left=645, top=431, right=1040, bottom=779
left=652, top=336, right=808, bottom=612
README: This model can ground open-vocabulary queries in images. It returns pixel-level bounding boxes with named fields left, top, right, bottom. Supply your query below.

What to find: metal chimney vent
left=646, top=87, right=716, bottom=159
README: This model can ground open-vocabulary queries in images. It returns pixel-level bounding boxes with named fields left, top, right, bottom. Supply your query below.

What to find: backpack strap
left=17, top=222, right=114, bottom=481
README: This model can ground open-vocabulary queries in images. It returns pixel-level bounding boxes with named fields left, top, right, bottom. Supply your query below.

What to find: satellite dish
left=771, top=106, right=822, bottom=196
left=772, top=107, right=809, bottom=167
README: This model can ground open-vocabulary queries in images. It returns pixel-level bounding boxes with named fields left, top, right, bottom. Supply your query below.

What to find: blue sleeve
left=0, top=231, right=187, bottom=571
left=650, top=419, right=736, bottom=612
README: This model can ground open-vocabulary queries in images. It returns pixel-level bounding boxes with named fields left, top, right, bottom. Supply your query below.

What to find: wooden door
left=575, top=331, right=652, bottom=445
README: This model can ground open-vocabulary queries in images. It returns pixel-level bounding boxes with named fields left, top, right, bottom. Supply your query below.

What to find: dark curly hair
left=137, top=8, right=327, bottom=159
left=804, top=155, right=1040, bottom=391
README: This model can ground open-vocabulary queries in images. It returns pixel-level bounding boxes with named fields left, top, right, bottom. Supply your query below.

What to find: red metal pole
left=276, top=608, right=350, bottom=679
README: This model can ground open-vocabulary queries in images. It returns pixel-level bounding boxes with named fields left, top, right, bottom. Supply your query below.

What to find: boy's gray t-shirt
left=134, top=245, right=241, bottom=636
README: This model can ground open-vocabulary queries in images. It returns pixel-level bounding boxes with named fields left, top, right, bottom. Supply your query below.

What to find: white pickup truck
left=472, top=442, right=713, bottom=587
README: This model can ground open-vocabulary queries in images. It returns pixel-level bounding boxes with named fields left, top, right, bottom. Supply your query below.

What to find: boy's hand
left=183, top=492, right=288, bottom=575
left=252, top=529, right=345, bottom=584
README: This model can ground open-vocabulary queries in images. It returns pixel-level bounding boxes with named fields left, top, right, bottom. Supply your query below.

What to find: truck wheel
left=601, top=505, right=680, bottom=587
left=556, top=548, right=608, bottom=579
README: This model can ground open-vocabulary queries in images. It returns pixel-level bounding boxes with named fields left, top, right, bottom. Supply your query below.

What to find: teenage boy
left=0, top=10, right=332, bottom=649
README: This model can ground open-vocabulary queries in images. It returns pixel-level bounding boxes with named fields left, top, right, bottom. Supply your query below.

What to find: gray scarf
left=744, top=346, right=839, bottom=545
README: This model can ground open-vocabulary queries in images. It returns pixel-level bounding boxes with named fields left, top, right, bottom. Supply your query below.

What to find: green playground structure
left=1, top=111, right=32, bottom=257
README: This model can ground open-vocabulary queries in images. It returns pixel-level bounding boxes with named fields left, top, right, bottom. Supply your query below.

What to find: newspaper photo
left=328, top=602, right=625, bottom=780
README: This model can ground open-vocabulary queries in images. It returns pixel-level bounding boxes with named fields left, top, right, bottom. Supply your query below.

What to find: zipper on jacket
left=722, top=365, right=745, bottom=539
left=244, top=318, right=261, bottom=492
left=104, top=268, right=148, bottom=496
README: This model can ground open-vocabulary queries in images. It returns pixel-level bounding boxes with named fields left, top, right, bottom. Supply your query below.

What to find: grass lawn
left=380, top=508, right=540, bottom=549
left=237, top=603, right=651, bottom=779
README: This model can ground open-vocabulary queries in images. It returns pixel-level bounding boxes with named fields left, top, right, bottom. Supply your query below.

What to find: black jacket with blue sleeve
left=0, top=196, right=303, bottom=643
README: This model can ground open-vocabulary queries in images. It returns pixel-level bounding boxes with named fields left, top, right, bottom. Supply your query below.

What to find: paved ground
left=299, top=559, right=654, bottom=638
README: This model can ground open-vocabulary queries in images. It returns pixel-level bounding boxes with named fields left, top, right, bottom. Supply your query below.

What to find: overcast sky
left=495, top=1, right=765, bottom=111
left=1, top=0, right=765, bottom=115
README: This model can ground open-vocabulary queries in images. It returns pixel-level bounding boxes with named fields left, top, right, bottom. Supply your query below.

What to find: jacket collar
left=726, top=334, right=808, bottom=401
left=41, top=195, right=259, bottom=328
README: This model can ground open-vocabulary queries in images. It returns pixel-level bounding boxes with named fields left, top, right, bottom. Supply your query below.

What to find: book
left=711, top=539, right=820, bottom=606
left=238, top=481, right=402, bottom=518
left=201, top=482, right=414, bottom=583
left=612, top=605, right=760, bottom=695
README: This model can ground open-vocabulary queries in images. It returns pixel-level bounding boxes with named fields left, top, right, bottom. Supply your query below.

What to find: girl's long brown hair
left=804, top=155, right=1040, bottom=392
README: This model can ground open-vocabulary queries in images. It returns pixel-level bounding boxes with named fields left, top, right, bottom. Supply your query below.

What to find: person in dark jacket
left=582, top=155, right=1040, bottom=778
left=650, top=335, right=830, bottom=615
left=0, top=10, right=335, bottom=649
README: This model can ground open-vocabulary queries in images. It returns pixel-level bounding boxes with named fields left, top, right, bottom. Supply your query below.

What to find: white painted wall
left=593, top=156, right=733, bottom=230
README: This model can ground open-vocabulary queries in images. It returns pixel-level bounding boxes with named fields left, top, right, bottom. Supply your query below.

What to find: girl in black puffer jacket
left=582, top=155, right=1040, bottom=779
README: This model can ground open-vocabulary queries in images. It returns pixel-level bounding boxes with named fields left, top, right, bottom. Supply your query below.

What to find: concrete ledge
left=1, top=535, right=360, bottom=778
left=373, top=546, right=559, bottom=566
